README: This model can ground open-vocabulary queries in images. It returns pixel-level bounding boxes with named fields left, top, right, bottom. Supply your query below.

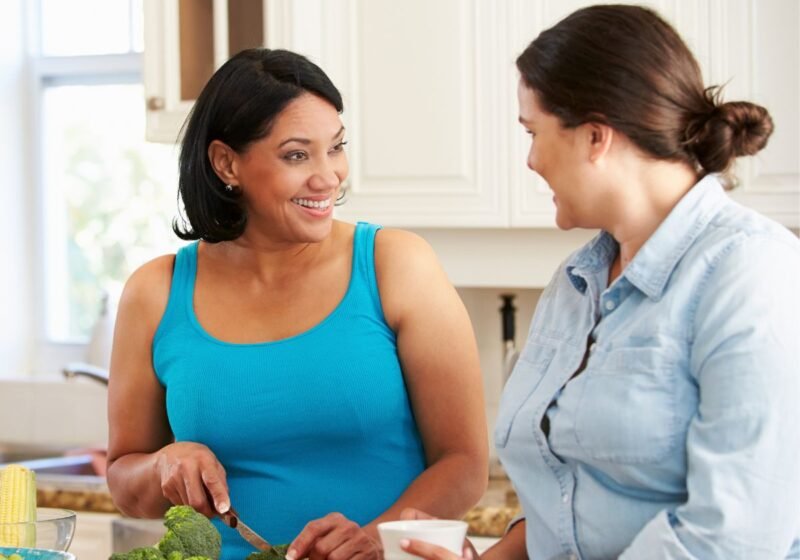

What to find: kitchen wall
left=458, top=288, right=541, bottom=457
left=0, top=0, right=34, bottom=376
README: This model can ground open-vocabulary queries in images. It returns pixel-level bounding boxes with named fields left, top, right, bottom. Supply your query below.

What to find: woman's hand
left=286, top=512, right=381, bottom=560
left=155, top=441, right=230, bottom=518
left=401, top=538, right=476, bottom=560
left=399, top=508, right=478, bottom=560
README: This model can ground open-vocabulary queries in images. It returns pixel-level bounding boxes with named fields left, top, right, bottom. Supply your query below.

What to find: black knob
left=500, top=294, right=517, bottom=343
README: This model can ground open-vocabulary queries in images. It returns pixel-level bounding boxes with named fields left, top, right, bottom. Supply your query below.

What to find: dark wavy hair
left=173, top=48, right=344, bottom=242
left=516, top=5, right=773, bottom=188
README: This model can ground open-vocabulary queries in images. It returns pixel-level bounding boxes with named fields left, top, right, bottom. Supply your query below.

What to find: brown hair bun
left=689, top=98, right=774, bottom=174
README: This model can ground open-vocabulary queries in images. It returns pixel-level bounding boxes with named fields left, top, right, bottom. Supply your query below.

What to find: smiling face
left=229, top=92, right=348, bottom=244
left=517, top=80, right=605, bottom=230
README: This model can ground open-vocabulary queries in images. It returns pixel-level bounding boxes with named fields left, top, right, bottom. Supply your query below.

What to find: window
left=33, top=0, right=180, bottom=343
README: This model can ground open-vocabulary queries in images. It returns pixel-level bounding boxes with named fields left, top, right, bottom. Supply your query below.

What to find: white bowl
left=378, top=519, right=467, bottom=560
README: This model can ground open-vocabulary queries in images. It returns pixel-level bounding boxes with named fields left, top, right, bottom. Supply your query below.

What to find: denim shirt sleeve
left=620, top=234, right=800, bottom=559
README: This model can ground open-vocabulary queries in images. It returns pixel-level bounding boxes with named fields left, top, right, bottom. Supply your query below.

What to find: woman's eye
left=330, top=140, right=349, bottom=153
left=284, top=151, right=308, bottom=162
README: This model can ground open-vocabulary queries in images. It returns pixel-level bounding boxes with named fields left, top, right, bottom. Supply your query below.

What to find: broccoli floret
left=109, top=547, right=166, bottom=560
left=156, top=505, right=222, bottom=560
left=246, top=544, right=290, bottom=560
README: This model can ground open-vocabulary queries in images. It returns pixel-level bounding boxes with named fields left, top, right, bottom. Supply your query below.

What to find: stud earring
left=225, top=184, right=234, bottom=192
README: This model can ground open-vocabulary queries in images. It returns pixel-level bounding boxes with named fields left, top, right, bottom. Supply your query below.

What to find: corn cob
left=0, top=464, right=37, bottom=547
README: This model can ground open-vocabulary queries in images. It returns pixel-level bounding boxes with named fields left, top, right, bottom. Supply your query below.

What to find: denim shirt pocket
left=494, top=342, right=557, bottom=448
left=573, top=345, right=681, bottom=463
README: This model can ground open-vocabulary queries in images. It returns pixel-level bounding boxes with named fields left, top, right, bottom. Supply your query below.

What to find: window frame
left=27, top=1, right=144, bottom=372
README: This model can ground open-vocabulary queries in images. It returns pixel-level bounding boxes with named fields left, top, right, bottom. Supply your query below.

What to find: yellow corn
left=0, top=464, right=37, bottom=547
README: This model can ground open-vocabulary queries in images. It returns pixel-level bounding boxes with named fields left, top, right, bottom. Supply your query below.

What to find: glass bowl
left=0, top=508, right=76, bottom=552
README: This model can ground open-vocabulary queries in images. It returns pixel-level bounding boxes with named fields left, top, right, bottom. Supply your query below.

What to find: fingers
left=462, top=539, right=478, bottom=560
left=288, top=513, right=380, bottom=560
left=156, top=442, right=227, bottom=518
left=201, top=468, right=230, bottom=514
left=288, top=514, right=339, bottom=560
left=309, top=518, right=368, bottom=560
left=400, top=538, right=467, bottom=560
left=400, top=508, right=436, bottom=521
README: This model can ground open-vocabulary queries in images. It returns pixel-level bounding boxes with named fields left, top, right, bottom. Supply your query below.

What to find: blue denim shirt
left=495, top=175, right=800, bottom=560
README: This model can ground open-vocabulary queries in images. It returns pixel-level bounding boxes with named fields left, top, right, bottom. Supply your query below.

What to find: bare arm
left=288, top=229, right=489, bottom=560
left=481, top=520, right=528, bottom=560
left=368, top=228, right=489, bottom=529
left=106, top=255, right=229, bottom=519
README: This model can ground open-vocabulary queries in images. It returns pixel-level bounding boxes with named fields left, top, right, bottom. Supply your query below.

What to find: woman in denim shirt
left=403, top=5, right=800, bottom=560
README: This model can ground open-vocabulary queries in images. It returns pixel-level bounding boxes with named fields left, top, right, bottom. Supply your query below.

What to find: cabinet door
left=299, top=0, right=510, bottom=227
left=509, top=0, right=798, bottom=228
left=713, top=0, right=799, bottom=228
left=143, top=0, right=266, bottom=143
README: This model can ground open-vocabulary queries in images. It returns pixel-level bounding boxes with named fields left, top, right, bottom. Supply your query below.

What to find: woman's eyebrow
left=278, top=126, right=346, bottom=148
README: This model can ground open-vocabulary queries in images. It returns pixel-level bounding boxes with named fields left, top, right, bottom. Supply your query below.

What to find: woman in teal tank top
left=106, top=48, right=487, bottom=560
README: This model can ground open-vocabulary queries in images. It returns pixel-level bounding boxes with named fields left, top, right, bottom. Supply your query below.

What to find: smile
left=291, top=197, right=331, bottom=209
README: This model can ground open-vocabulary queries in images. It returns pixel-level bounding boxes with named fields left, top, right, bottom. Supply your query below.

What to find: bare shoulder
left=374, top=228, right=450, bottom=327
left=374, top=227, right=440, bottom=275
left=118, top=254, right=175, bottom=331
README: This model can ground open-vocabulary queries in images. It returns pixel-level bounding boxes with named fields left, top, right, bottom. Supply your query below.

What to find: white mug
left=377, top=519, right=468, bottom=560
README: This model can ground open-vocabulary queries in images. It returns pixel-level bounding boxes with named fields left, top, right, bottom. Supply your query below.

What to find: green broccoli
left=109, top=546, right=166, bottom=560
left=157, top=505, right=222, bottom=560
left=245, top=544, right=290, bottom=560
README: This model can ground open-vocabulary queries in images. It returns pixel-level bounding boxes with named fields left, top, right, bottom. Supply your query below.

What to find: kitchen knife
left=500, top=294, right=520, bottom=383
left=221, top=507, right=276, bottom=554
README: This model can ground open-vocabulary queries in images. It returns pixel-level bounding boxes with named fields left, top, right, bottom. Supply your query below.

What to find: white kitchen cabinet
left=711, top=0, right=800, bottom=227
left=308, top=0, right=511, bottom=227
left=507, top=0, right=799, bottom=228
left=143, top=0, right=270, bottom=143
left=143, top=0, right=799, bottom=228
left=69, top=512, right=118, bottom=560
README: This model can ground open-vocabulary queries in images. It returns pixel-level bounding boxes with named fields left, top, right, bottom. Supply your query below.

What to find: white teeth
left=292, top=198, right=331, bottom=209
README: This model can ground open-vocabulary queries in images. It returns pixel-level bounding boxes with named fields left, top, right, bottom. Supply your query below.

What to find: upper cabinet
left=301, top=0, right=511, bottom=227
left=143, top=0, right=266, bottom=143
left=143, top=0, right=799, bottom=229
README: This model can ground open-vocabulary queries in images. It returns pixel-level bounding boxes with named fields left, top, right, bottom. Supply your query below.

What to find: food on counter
left=462, top=505, right=521, bottom=538
left=245, top=544, right=290, bottom=560
left=0, top=464, right=37, bottom=547
left=110, top=505, right=221, bottom=560
left=110, top=549, right=169, bottom=560
left=158, top=506, right=221, bottom=559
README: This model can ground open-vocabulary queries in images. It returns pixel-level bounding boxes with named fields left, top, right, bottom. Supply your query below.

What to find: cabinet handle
left=147, top=97, right=165, bottom=111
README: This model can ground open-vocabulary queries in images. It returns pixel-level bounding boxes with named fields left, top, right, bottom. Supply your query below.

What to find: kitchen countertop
left=37, top=476, right=520, bottom=538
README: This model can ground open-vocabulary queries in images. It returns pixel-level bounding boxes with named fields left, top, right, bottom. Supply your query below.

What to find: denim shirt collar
left=566, top=174, right=726, bottom=300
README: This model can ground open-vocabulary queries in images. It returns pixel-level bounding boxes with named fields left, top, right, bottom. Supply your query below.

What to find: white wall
left=0, top=0, right=34, bottom=376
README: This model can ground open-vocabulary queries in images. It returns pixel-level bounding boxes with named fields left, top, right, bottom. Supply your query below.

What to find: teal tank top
left=153, top=222, right=425, bottom=559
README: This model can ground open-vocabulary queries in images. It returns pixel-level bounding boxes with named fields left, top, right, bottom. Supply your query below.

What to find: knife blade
left=221, top=507, right=275, bottom=553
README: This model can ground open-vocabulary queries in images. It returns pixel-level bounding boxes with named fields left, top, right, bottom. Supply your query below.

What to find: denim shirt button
left=562, top=493, right=570, bottom=503
left=604, top=299, right=616, bottom=311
